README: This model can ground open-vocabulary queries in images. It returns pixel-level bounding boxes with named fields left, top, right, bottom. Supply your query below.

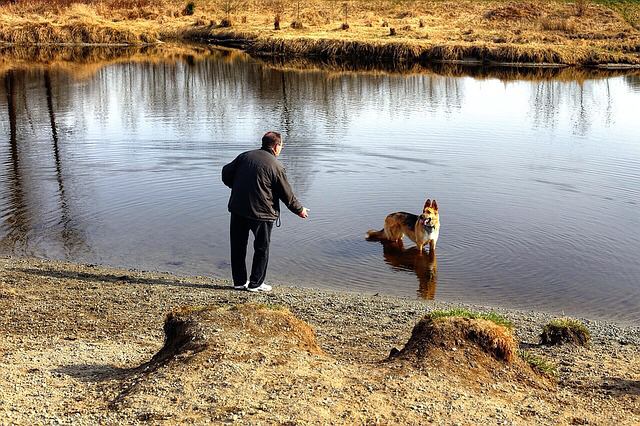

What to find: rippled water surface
left=1, top=49, right=639, bottom=323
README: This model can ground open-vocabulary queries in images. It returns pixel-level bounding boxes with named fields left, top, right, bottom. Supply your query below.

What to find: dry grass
left=0, top=1, right=639, bottom=65
left=596, top=0, right=640, bottom=29
left=0, top=3, right=160, bottom=44
left=0, top=282, right=18, bottom=299
left=540, top=16, right=577, bottom=32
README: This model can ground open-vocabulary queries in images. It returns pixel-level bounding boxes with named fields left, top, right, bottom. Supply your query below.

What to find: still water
left=1, top=48, right=639, bottom=323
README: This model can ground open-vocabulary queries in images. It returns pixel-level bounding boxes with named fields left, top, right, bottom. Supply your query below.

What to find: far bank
left=1, top=0, right=640, bottom=67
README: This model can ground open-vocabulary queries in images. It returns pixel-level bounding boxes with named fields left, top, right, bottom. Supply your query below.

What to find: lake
left=1, top=47, right=639, bottom=323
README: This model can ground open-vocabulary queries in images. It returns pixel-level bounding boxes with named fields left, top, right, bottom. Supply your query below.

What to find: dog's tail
left=366, top=229, right=386, bottom=241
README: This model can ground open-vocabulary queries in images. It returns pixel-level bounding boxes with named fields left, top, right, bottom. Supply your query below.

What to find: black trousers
left=230, top=213, right=274, bottom=287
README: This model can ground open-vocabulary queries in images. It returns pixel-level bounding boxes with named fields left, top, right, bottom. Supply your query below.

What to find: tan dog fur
left=366, top=199, right=440, bottom=253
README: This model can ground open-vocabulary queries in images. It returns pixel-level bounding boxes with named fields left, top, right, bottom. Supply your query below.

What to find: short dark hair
left=261, top=131, right=282, bottom=149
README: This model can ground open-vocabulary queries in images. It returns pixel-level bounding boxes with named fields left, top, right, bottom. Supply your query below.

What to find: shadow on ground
left=602, top=378, right=640, bottom=396
left=13, top=267, right=229, bottom=291
left=52, top=364, right=133, bottom=383
left=518, top=342, right=543, bottom=350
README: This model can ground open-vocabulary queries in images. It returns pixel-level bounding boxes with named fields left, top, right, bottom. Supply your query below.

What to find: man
left=222, top=131, right=309, bottom=292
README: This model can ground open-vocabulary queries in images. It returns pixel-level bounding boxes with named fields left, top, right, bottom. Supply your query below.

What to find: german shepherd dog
left=366, top=199, right=440, bottom=253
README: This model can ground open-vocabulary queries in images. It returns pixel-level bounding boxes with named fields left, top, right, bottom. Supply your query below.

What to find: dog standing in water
left=366, top=199, right=440, bottom=254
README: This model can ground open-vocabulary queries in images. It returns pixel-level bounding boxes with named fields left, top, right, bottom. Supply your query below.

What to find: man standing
left=222, top=131, right=309, bottom=292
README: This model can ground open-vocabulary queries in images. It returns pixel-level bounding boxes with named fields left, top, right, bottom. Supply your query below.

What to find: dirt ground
left=0, top=256, right=638, bottom=425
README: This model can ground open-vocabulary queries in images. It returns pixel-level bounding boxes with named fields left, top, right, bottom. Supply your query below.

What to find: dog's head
left=419, top=199, right=439, bottom=232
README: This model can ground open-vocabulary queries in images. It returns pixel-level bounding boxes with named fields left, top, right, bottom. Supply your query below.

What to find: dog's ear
left=423, top=199, right=432, bottom=211
left=432, top=200, right=438, bottom=211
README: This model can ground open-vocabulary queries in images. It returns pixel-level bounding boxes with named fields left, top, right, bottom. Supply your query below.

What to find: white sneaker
left=247, top=283, right=272, bottom=292
left=233, top=280, right=249, bottom=290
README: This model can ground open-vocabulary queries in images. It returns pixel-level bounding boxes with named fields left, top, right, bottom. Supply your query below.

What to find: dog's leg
left=429, top=239, right=436, bottom=254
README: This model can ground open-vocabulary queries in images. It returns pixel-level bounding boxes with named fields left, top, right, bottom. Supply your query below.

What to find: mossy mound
left=393, top=314, right=517, bottom=363
left=143, top=303, right=322, bottom=371
left=108, top=303, right=327, bottom=411
left=540, top=318, right=591, bottom=347
left=388, top=313, right=552, bottom=389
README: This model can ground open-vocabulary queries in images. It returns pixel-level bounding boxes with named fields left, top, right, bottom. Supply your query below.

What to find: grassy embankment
left=0, top=0, right=639, bottom=66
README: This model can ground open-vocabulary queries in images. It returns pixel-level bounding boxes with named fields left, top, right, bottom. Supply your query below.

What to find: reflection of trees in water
left=68, top=51, right=466, bottom=192
left=1, top=70, right=30, bottom=253
left=261, top=55, right=640, bottom=82
left=625, top=75, right=640, bottom=92
left=413, top=74, right=463, bottom=113
left=44, top=70, right=84, bottom=257
left=530, top=79, right=614, bottom=135
left=0, top=68, right=87, bottom=257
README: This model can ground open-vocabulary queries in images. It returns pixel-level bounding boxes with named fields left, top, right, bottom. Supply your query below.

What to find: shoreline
left=2, top=33, right=640, bottom=70
left=1, top=255, right=639, bottom=424
left=3, top=250, right=639, bottom=327
left=191, top=31, right=640, bottom=69
left=2, top=255, right=639, bottom=338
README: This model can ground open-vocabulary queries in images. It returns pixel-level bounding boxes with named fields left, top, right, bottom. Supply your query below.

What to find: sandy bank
left=0, top=256, right=638, bottom=424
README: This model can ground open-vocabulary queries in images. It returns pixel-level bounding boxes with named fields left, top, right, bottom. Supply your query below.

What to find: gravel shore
left=1, top=256, right=638, bottom=425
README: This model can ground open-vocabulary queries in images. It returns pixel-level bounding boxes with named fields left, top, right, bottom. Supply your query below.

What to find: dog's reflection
left=380, top=241, right=438, bottom=300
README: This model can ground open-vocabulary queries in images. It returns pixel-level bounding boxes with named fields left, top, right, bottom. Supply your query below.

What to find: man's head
left=262, top=131, right=283, bottom=157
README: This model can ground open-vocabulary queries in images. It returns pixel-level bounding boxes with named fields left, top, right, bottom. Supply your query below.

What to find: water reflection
left=625, top=75, right=640, bottom=92
left=44, top=70, right=84, bottom=257
left=0, top=68, right=87, bottom=256
left=380, top=241, right=438, bottom=300
left=2, top=69, right=28, bottom=252
left=260, top=54, right=640, bottom=82
left=529, top=78, right=618, bottom=135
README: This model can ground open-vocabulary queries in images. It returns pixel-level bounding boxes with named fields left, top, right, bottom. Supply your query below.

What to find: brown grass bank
left=0, top=1, right=639, bottom=67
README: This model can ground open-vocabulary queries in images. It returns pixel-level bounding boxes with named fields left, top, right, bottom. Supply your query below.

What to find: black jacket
left=222, top=148, right=303, bottom=221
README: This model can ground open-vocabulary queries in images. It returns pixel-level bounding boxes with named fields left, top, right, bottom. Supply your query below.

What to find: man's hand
left=298, top=207, right=309, bottom=219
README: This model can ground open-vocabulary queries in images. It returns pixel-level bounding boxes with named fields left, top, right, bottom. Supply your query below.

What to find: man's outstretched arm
left=276, top=169, right=308, bottom=218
